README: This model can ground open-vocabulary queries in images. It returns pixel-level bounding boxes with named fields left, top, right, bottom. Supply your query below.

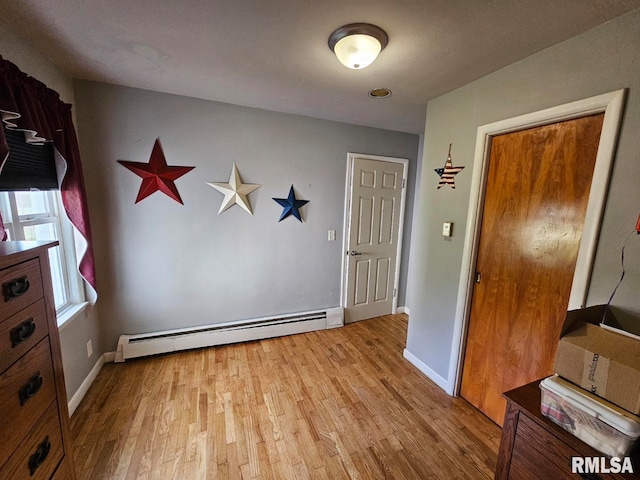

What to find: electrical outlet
left=328, top=229, right=336, bottom=241
left=86, top=339, right=93, bottom=358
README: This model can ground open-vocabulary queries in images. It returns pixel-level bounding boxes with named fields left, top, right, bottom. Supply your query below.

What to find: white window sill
left=57, top=302, right=89, bottom=332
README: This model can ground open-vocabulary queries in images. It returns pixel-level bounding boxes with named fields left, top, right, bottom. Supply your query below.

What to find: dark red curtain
left=0, top=56, right=96, bottom=291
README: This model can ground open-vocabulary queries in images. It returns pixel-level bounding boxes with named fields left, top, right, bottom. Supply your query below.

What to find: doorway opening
left=448, top=90, right=626, bottom=404
left=341, top=153, right=408, bottom=323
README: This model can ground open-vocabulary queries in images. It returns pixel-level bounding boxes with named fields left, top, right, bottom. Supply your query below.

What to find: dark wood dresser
left=0, top=242, right=76, bottom=479
left=496, top=380, right=639, bottom=479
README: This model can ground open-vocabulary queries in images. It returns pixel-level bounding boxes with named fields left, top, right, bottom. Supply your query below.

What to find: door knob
left=350, top=250, right=363, bottom=256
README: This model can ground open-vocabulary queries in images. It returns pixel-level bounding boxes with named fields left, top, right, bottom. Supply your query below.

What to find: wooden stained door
left=460, top=114, right=604, bottom=425
left=345, top=157, right=405, bottom=323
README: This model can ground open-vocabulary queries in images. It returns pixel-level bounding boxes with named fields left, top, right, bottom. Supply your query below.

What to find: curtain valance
left=0, top=55, right=97, bottom=295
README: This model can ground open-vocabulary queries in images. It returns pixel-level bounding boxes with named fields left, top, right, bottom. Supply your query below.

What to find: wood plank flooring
left=70, top=314, right=501, bottom=479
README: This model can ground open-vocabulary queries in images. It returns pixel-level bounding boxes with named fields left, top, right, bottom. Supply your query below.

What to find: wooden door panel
left=379, top=197, right=395, bottom=245
left=354, top=259, right=371, bottom=305
left=461, top=114, right=604, bottom=425
left=346, top=158, right=404, bottom=323
left=374, top=257, right=391, bottom=301
left=360, top=168, right=376, bottom=188
left=382, top=170, right=398, bottom=189
left=357, top=197, right=374, bottom=246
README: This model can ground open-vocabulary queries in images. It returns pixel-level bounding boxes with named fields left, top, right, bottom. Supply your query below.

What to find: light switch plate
left=442, top=222, right=452, bottom=237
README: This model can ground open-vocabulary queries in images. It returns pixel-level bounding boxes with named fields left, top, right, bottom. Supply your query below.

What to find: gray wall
left=0, top=20, right=104, bottom=401
left=73, top=81, right=419, bottom=352
left=407, top=9, right=640, bottom=384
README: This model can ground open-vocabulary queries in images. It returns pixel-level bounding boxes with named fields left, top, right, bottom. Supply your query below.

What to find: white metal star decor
left=207, top=163, right=261, bottom=215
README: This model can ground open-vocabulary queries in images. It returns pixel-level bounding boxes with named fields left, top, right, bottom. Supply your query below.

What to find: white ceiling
left=2, top=1, right=639, bottom=134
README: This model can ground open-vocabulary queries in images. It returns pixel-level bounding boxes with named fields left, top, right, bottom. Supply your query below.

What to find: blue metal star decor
left=273, top=185, right=309, bottom=222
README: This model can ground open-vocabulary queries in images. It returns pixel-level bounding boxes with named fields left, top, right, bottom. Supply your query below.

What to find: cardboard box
left=554, top=305, right=640, bottom=415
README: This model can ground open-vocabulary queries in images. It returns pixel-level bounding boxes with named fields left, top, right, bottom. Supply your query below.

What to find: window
left=0, top=190, right=85, bottom=319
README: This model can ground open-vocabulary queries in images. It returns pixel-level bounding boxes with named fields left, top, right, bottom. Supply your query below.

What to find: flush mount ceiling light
left=328, top=23, right=388, bottom=69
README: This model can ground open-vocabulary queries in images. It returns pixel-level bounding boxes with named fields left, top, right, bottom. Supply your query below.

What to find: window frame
left=0, top=190, right=86, bottom=322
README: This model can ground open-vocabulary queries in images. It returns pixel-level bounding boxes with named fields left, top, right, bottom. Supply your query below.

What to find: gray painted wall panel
left=407, top=10, right=640, bottom=383
left=73, top=81, right=419, bottom=351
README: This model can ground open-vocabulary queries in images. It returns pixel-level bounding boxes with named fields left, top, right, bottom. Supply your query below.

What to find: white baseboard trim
left=403, top=348, right=450, bottom=393
left=397, top=306, right=410, bottom=315
left=68, top=353, right=105, bottom=417
left=103, top=351, right=116, bottom=363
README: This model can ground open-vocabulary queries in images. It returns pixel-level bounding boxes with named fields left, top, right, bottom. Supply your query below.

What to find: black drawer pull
left=3, top=276, right=30, bottom=301
left=19, top=372, right=43, bottom=406
left=10, top=319, right=36, bottom=347
left=28, top=436, right=51, bottom=475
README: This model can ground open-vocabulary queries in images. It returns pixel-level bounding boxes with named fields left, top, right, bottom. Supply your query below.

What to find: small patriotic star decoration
left=273, top=185, right=309, bottom=222
left=207, top=163, right=261, bottom=215
left=435, top=143, right=464, bottom=189
left=118, top=138, right=195, bottom=204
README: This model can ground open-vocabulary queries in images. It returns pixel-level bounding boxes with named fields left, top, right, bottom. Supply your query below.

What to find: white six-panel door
left=344, top=156, right=406, bottom=323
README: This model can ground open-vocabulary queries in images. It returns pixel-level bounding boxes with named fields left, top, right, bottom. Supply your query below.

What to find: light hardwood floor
left=70, top=314, right=501, bottom=479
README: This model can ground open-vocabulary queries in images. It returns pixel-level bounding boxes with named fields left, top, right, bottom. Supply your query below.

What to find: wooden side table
left=496, top=380, right=639, bottom=480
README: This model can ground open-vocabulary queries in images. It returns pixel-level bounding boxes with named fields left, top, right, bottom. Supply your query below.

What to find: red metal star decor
left=118, top=139, right=195, bottom=204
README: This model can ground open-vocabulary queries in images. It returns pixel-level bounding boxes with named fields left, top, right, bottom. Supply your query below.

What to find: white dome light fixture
left=328, top=23, right=388, bottom=70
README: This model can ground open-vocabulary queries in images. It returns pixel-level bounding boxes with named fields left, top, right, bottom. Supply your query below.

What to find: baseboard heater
left=114, top=307, right=343, bottom=362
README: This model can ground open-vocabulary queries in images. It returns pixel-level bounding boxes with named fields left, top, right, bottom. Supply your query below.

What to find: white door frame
left=448, top=89, right=626, bottom=396
left=340, top=153, right=409, bottom=319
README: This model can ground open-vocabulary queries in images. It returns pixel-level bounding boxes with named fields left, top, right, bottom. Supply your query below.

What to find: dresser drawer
left=0, top=258, right=44, bottom=322
left=0, top=337, right=57, bottom=467
left=0, top=401, right=64, bottom=480
left=509, top=413, right=579, bottom=479
left=51, top=457, right=72, bottom=480
left=0, top=299, right=49, bottom=374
